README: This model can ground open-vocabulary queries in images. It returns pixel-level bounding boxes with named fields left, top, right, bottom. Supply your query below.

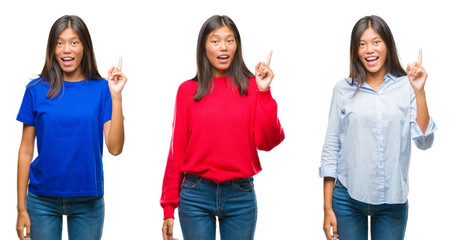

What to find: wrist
left=414, top=88, right=426, bottom=96
left=17, top=206, right=27, bottom=212
left=323, top=203, right=333, bottom=212
left=324, top=205, right=333, bottom=211
left=111, top=93, right=123, bottom=101
left=257, top=87, right=270, bottom=92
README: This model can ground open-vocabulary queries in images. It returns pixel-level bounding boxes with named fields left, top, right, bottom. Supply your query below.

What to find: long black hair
left=37, top=15, right=102, bottom=98
left=192, top=15, right=253, bottom=101
left=349, top=15, right=406, bottom=96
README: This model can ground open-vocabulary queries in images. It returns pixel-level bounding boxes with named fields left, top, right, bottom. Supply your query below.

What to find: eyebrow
left=208, top=34, right=234, bottom=38
left=57, top=36, right=79, bottom=40
left=360, top=36, right=382, bottom=42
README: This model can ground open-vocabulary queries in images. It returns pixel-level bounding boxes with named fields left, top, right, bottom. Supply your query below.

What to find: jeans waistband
left=335, top=179, right=349, bottom=190
left=184, top=173, right=253, bottom=185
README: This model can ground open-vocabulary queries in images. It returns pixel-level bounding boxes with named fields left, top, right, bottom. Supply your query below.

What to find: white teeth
left=62, top=58, right=73, bottom=60
left=366, top=57, right=378, bottom=61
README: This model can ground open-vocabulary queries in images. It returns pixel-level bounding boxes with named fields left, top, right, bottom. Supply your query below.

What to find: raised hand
left=107, top=57, right=127, bottom=97
left=406, top=48, right=427, bottom=93
left=255, top=50, right=274, bottom=91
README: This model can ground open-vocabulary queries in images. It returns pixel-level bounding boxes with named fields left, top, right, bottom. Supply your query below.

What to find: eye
left=211, top=40, right=218, bottom=44
left=57, top=41, right=63, bottom=46
left=359, top=42, right=365, bottom=47
left=374, top=40, right=380, bottom=45
left=71, top=41, right=78, bottom=46
left=227, top=39, right=234, bottom=44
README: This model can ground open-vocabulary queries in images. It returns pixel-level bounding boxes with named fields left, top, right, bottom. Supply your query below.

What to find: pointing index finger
left=118, top=57, right=123, bottom=71
left=266, top=50, right=273, bottom=66
left=418, top=48, right=422, bottom=65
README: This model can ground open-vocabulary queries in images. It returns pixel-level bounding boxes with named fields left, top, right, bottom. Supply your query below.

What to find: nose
left=63, top=43, right=71, bottom=53
left=366, top=43, right=374, bottom=53
left=219, top=40, right=227, bottom=51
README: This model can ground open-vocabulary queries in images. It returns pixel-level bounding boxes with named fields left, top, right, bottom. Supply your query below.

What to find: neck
left=366, top=71, right=387, bottom=91
left=366, top=74, right=385, bottom=84
left=213, top=69, right=227, bottom=78
left=366, top=67, right=387, bottom=83
left=63, top=69, right=84, bottom=82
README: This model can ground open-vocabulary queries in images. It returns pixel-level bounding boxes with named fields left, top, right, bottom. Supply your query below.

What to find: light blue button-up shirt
left=320, top=73, right=437, bottom=204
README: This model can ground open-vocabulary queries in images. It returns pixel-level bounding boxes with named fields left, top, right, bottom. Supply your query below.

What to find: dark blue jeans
left=332, top=181, right=408, bottom=240
left=178, top=174, right=257, bottom=240
left=26, top=192, right=104, bottom=240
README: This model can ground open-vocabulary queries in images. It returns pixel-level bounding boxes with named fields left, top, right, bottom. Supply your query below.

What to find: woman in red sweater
left=160, top=15, right=284, bottom=240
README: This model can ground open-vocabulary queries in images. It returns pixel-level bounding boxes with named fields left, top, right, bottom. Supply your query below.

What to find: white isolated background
left=0, top=0, right=452, bottom=239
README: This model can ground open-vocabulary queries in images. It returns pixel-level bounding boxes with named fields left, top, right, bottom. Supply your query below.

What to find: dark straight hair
left=37, top=15, right=102, bottom=98
left=349, top=15, right=406, bottom=96
left=192, top=15, right=253, bottom=101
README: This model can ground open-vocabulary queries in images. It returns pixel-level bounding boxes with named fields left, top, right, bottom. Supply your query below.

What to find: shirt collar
left=385, top=73, right=397, bottom=82
left=351, top=73, right=398, bottom=89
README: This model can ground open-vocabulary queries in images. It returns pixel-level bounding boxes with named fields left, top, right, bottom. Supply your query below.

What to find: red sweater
left=160, top=76, right=285, bottom=219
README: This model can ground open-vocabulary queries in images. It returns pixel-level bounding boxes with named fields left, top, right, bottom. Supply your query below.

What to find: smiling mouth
left=61, top=57, right=75, bottom=66
left=366, top=57, right=378, bottom=62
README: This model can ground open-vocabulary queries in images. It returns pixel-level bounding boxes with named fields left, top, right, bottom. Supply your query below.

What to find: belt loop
left=232, top=178, right=238, bottom=185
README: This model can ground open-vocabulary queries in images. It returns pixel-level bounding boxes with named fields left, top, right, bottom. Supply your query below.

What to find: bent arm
left=410, top=89, right=437, bottom=150
left=254, top=89, right=285, bottom=151
left=104, top=95, right=125, bottom=156
left=415, top=90, right=429, bottom=134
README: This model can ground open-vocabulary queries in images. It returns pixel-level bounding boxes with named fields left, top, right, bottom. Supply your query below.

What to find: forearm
left=323, top=177, right=335, bottom=210
left=415, top=90, right=430, bottom=134
left=107, top=95, right=125, bottom=155
left=17, top=152, right=32, bottom=211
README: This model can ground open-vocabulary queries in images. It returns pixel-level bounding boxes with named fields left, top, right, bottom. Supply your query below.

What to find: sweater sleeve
left=253, top=88, right=285, bottom=151
left=160, top=84, right=190, bottom=219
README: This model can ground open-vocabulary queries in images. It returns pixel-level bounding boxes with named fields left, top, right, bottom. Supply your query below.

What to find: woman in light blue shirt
left=320, top=15, right=436, bottom=240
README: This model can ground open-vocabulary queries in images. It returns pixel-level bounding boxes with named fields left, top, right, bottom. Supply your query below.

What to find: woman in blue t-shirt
left=15, top=15, right=127, bottom=240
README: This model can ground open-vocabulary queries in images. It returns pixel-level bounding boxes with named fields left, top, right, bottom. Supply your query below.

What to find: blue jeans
left=178, top=174, right=257, bottom=240
left=332, top=181, right=408, bottom=240
left=26, top=192, right=104, bottom=240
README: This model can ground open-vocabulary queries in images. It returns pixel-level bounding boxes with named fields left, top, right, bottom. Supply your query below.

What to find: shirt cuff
left=412, top=117, right=437, bottom=140
left=257, top=87, right=272, bottom=95
left=319, top=166, right=337, bottom=178
left=163, top=205, right=175, bottom=220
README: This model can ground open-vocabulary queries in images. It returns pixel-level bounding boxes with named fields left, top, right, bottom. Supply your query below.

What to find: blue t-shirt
left=17, top=78, right=112, bottom=197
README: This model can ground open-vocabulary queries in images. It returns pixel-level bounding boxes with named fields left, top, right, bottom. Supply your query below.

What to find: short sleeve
left=17, top=87, right=36, bottom=126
